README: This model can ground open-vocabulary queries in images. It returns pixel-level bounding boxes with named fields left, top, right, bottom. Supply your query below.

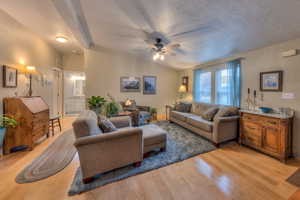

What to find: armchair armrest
left=109, top=116, right=132, bottom=128
left=212, top=115, right=239, bottom=144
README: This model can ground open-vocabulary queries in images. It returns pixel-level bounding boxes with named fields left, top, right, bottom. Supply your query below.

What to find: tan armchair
left=72, top=110, right=143, bottom=183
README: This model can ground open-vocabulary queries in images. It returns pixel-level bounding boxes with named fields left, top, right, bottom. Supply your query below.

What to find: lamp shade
left=26, top=66, right=36, bottom=72
left=178, top=85, right=187, bottom=93
left=125, top=99, right=132, bottom=106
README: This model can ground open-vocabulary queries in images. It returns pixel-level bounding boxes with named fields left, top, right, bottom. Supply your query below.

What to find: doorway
left=63, top=71, right=86, bottom=116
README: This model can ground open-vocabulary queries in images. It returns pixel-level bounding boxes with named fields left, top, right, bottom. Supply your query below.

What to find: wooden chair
left=49, top=116, right=62, bottom=136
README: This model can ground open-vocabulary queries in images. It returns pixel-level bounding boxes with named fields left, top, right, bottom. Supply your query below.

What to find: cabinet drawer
left=263, top=118, right=279, bottom=128
left=242, top=113, right=263, bottom=124
left=242, top=122, right=262, bottom=147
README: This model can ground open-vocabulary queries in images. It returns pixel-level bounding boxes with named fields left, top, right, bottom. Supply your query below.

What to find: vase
left=0, top=128, right=6, bottom=156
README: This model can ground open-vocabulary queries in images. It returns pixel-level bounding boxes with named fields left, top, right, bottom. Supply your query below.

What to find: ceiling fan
left=147, top=36, right=181, bottom=61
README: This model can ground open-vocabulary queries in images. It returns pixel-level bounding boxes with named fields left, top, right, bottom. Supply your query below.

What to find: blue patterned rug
left=68, top=121, right=216, bottom=196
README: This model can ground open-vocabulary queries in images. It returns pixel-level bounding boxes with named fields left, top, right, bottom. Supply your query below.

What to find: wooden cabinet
left=240, top=111, right=293, bottom=162
left=3, top=97, right=49, bottom=154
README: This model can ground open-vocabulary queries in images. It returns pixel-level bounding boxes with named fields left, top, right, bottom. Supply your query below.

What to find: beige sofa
left=170, top=102, right=239, bottom=146
left=72, top=111, right=143, bottom=183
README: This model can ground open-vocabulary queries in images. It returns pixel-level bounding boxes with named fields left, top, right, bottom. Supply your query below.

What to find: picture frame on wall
left=2, top=65, right=18, bottom=88
left=120, top=76, right=141, bottom=92
left=143, top=76, right=156, bottom=95
left=260, top=70, right=283, bottom=92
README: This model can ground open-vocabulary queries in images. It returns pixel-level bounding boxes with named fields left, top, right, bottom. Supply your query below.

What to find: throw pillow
left=214, top=107, right=239, bottom=120
left=99, top=119, right=117, bottom=133
left=202, top=107, right=219, bottom=121
left=175, top=102, right=192, bottom=113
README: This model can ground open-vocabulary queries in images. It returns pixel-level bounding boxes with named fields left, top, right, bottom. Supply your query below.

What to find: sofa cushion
left=202, top=107, right=219, bottom=121
left=72, top=110, right=103, bottom=138
left=174, top=102, right=192, bottom=113
left=192, top=102, right=216, bottom=116
left=170, top=111, right=194, bottom=122
left=186, top=115, right=213, bottom=132
left=99, top=119, right=117, bottom=133
left=214, top=106, right=239, bottom=120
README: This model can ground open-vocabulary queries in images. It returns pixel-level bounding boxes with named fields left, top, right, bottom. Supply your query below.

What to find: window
left=194, top=71, right=212, bottom=103
left=193, top=60, right=241, bottom=106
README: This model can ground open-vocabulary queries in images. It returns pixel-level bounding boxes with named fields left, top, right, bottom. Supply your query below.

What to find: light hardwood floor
left=0, top=117, right=300, bottom=200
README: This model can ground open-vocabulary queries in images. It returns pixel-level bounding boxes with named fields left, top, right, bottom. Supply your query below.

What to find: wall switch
left=282, top=93, right=295, bottom=99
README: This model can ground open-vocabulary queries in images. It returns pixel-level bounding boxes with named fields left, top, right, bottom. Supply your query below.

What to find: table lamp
left=178, top=85, right=187, bottom=100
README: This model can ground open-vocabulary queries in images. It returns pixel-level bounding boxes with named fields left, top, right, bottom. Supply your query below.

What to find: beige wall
left=85, top=48, right=179, bottom=114
left=180, top=37, right=300, bottom=157
left=62, top=53, right=84, bottom=72
left=0, top=9, right=62, bottom=115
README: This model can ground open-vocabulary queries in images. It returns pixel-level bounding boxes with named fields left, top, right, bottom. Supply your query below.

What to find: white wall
left=62, top=53, right=84, bottom=72
left=180, top=37, right=300, bottom=157
left=0, top=9, right=62, bottom=115
left=85, top=48, right=179, bottom=114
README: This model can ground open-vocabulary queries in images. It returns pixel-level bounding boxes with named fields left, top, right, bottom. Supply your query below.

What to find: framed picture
left=260, top=71, right=283, bottom=92
left=182, top=76, right=189, bottom=92
left=120, top=77, right=141, bottom=92
left=2, top=65, right=18, bottom=88
left=143, top=76, right=156, bottom=95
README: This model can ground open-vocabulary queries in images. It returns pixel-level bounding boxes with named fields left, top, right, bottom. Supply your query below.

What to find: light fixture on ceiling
left=56, top=36, right=68, bottom=43
left=153, top=52, right=165, bottom=61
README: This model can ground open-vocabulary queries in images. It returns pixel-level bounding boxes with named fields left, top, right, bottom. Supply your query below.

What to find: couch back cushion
left=174, top=102, right=192, bottom=113
left=72, top=110, right=103, bottom=138
left=214, top=106, right=239, bottom=120
left=202, top=107, right=219, bottom=121
left=192, top=102, right=218, bottom=116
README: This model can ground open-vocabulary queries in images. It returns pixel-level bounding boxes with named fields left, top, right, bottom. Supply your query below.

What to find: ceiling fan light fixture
left=153, top=52, right=160, bottom=61
left=160, top=55, right=165, bottom=61
left=56, top=36, right=68, bottom=43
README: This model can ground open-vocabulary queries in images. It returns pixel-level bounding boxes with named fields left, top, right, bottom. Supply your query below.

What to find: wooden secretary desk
left=239, top=110, right=294, bottom=162
left=3, top=96, right=50, bottom=154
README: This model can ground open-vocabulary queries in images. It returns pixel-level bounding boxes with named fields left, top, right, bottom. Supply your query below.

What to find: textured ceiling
left=2, top=0, right=300, bottom=68
left=0, top=0, right=82, bottom=54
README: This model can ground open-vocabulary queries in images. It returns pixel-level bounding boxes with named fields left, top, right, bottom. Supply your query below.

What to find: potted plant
left=150, top=107, right=158, bottom=121
left=87, top=96, right=106, bottom=115
left=0, top=115, right=17, bottom=155
left=104, top=94, right=122, bottom=117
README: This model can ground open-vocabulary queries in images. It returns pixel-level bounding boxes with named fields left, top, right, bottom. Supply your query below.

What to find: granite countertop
left=239, top=109, right=294, bottom=119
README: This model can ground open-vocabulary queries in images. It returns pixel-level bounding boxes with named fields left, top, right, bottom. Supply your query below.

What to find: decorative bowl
left=259, top=107, right=273, bottom=113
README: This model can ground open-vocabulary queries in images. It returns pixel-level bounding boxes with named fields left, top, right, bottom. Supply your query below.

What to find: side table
left=165, top=105, right=173, bottom=120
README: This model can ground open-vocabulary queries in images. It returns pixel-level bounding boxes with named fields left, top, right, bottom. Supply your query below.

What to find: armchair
left=120, top=100, right=151, bottom=126
left=72, top=110, right=143, bottom=183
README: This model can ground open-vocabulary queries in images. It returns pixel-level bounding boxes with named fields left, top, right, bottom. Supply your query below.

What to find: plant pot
left=0, top=128, right=6, bottom=156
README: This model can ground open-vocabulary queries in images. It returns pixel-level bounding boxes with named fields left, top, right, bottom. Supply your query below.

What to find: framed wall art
left=143, top=76, right=156, bottom=95
left=2, top=65, right=18, bottom=88
left=120, top=77, right=141, bottom=92
left=260, top=70, right=283, bottom=92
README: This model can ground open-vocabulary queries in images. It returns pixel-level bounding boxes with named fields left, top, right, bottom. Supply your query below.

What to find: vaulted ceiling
left=1, top=0, right=300, bottom=69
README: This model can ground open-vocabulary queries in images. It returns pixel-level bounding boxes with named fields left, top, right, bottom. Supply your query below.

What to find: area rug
left=16, top=129, right=76, bottom=183
left=287, top=168, right=300, bottom=187
left=68, top=121, right=216, bottom=196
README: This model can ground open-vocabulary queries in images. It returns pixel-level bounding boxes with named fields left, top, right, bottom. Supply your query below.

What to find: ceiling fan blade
left=165, top=43, right=181, bottom=50
left=169, top=25, right=214, bottom=39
